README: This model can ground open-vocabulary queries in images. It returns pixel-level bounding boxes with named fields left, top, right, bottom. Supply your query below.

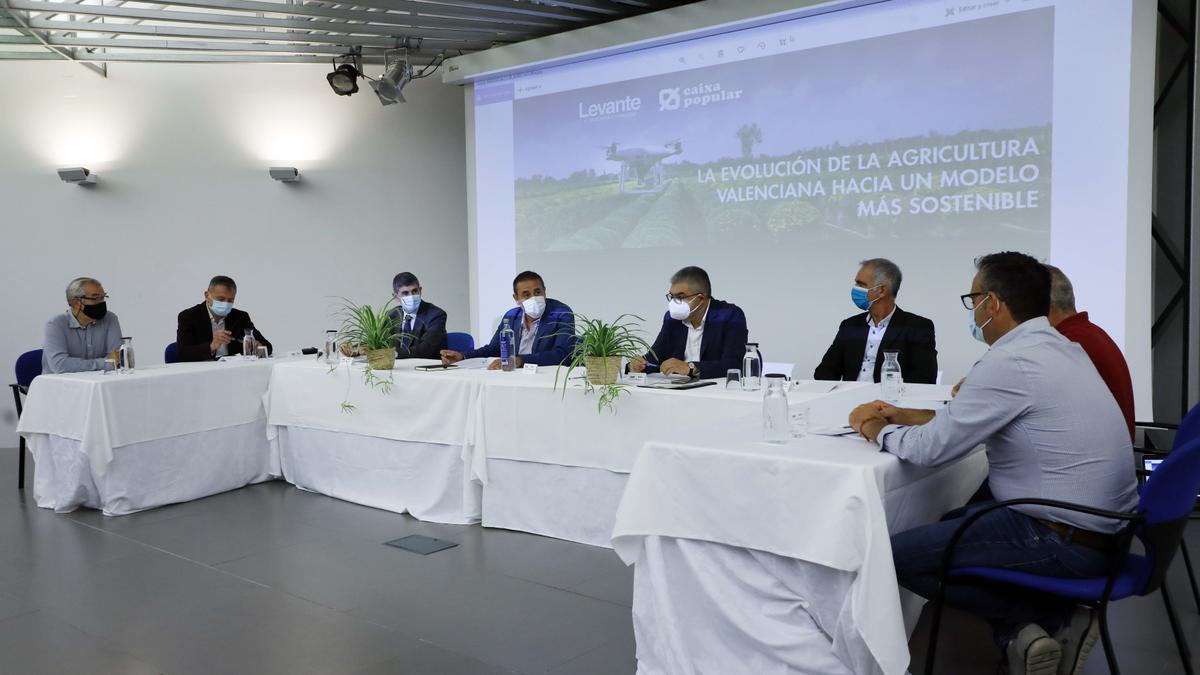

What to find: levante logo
left=658, top=81, right=743, bottom=111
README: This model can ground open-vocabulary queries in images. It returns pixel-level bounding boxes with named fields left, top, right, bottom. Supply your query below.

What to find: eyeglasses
left=78, top=293, right=109, bottom=303
left=960, top=292, right=988, bottom=310
left=665, top=292, right=702, bottom=302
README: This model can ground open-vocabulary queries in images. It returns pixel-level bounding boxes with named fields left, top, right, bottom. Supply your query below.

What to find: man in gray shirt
left=43, top=277, right=124, bottom=374
left=850, top=252, right=1137, bottom=675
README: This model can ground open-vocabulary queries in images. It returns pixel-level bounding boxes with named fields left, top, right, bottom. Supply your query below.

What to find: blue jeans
left=892, top=502, right=1114, bottom=647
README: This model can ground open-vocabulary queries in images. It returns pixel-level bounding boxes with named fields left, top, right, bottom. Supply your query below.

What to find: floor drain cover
left=384, top=534, right=458, bottom=555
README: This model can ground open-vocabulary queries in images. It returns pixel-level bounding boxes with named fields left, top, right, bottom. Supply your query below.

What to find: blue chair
left=923, top=408, right=1200, bottom=675
left=446, top=332, right=474, bottom=353
left=1134, top=405, right=1200, bottom=614
left=9, top=349, right=43, bottom=489
left=164, top=342, right=179, bottom=364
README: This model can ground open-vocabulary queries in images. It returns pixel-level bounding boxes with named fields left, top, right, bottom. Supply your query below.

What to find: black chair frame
left=923, top=498, right=1193, bottom=675
left=9, top=382, right=27, bottom=489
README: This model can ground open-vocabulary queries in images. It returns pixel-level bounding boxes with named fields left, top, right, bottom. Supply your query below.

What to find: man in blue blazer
left=440, top=270, right=576, bottom=369
left=389, top=272, right=449, bottom=360
left=340, top=271, right=447, bottom=359
left=630, top=266, right=749, bottom=379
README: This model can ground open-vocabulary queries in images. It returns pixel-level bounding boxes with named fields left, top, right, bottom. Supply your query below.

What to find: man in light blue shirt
left=849, top=252, right=1137, bottom=675
left=42, top=277, right=124, bottom=373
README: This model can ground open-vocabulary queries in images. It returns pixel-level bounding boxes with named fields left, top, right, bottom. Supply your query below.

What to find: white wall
left=0, top=62, right=469, bottom=443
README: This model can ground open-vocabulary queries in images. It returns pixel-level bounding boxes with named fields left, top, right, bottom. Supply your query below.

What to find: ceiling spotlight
left=57, top=167, right=96, bottom=186
left=326, top=63, right=360, bottom=96
left=268, top=166, right=300, bottom=183
left=369, top=58, right=412, bottom=106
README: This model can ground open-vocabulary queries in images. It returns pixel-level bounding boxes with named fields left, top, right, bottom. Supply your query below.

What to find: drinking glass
left=725, top=368, right=741, bottom=390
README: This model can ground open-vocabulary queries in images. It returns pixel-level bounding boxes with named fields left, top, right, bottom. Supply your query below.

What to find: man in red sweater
left=1045, top=265, right=1135, bottom=439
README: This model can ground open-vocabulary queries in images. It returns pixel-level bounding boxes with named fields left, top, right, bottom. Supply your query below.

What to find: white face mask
left=668, top=296, right=698, bottom=321
left=522, top=295, right=546, bottom=320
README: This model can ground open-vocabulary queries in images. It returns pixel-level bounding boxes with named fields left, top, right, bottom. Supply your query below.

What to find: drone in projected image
left=603, top=139, right=682, bottom=194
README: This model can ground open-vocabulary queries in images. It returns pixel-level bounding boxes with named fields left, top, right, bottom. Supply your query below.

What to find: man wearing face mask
left=176, top=275, right=272, bottom=361
left=629, top=266, right=747, bottom=379
left=848, top=252, right=1137, bottom=675
left=42, top=277, right=125, bottom=373
left=440, top=270, right=575, bottom=369
left=386, top=272, right=448, bottom=360
left=813, top=258, right=938, bottom=384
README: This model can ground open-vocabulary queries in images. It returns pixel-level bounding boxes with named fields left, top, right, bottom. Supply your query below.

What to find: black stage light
left=327, top=63, right=360, bottom=96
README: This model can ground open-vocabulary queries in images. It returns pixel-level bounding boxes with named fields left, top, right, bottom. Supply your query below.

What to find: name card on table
left=522, top=363, right=539, bottom=375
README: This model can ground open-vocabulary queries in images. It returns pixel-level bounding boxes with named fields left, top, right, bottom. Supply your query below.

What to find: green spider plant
left=330, top=298, right=408, bottom=412
left=554, top=314, right=654, bottom=413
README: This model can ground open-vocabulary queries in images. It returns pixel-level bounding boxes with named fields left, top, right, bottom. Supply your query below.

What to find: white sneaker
left=1055, top=607, right=1099, bottom=675
left=1006, top=623, right=1062, bottom=675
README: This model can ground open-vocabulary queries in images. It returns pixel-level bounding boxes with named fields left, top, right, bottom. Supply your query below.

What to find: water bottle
left=243, top=329, right=256, bottom=359
left=742, top=343, right=762, bottom=391
left=762, top=374, right=789, bottom=443
left=499, top=318, right=516, bottom=372
left=118, top=336, right=135, bottom=373
left=324, top=330, right=338, bottom=364
left=881, top=350, right=903, bottom=402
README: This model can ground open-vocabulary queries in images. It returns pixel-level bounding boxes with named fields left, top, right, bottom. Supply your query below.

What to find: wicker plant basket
left=365, top=348, right=396, bottom=371
left=585, top=356, right=622, bottom=385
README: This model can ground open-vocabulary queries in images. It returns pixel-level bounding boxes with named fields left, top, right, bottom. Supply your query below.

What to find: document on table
left=454, top=358, right=494, bottom=370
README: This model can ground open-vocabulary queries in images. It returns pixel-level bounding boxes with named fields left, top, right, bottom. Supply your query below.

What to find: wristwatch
left=687, top=362, right=699, bottom=377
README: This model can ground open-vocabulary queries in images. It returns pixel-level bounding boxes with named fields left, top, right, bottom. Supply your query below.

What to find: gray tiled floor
left=1, top=447, right=1198, bottom=674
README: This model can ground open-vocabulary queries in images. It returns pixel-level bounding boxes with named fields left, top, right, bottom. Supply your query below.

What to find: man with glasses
left=176, top=275, right=272, bottom=361
left=848, top=251, right=1137, bottom=675
left=814, top=258, right=938, bottom=383
left=43, top=277, right=124, bottom=373
left=441, top=270, right=575, bottom=369
left=629, top=266, right=747, bottom=378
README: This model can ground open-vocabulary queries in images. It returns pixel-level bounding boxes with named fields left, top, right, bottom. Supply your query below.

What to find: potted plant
left=338, top=299, right=403, bottom=370
left=331, top=298, right=407, bottom=411
left=556, top=314, right=654, bottom=413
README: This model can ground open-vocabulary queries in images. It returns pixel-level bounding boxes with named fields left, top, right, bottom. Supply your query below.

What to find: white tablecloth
left=17, top=359, right=282, bottom=515
left=265, top=359, right=487, bottom=523
left=611, top=396, right=988, bottom=675
left=481, top=380, right=885, bottom=545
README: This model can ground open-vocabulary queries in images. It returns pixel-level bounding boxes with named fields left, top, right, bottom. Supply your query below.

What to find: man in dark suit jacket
left=441, top=270, right=576, bottom=368
left=814, top=258, right=937, bottom=384
left=389, top=272, right=448, bottom=360
left=630, top=266, right=748, bottom=379
left=176, top=275, right=272, bottom=362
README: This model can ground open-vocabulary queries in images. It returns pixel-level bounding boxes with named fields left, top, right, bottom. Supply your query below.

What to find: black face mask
left=80, top=302, right=108, bottom=321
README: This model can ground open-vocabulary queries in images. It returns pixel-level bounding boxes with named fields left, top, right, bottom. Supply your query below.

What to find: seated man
left=814, top=258, right=937, bottom=383
left=849, top=251, right=1137, bottom=675
left=441, top=270, right=575, bottom=369
left=176, top=275, right=272, bottom=361
left=389, top=272, right=448, bottom=360
left=43, top=277, right=124, bottom=373
left=629, top=266, right=747, bottom=379
left=1045, top=264, right=1135, bottom=440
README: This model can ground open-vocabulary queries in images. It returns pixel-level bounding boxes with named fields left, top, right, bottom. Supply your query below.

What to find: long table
left=611, top=392, right=988, bottom=675
left=16, top=359, right=281, bottom=515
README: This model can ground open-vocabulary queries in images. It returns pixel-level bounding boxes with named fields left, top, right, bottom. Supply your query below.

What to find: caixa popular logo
left=659, top=82, right=743, bottom=112
left=659, top=88, right=681, bottom=111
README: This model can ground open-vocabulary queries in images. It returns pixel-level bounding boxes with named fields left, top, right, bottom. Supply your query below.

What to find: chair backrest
left=446, top=332, right=474, bottom=353
left=1136, top=434, right=1200, bottom=593
left=164, top=342, right=179, bottom=364
left=1176, top=402, right=1200, bottom=449
left=14, top=349, right=43, bottom=388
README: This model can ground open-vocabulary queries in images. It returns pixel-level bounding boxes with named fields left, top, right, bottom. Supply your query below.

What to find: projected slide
left=511, top=9, right=1053, bottom=253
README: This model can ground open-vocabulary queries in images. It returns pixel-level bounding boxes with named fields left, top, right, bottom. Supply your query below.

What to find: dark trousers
left=892, top=502, right=1112, bottom=647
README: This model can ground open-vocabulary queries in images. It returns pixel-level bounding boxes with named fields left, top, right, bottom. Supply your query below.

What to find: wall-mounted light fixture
left=57, top=167, right=96, bottom=186
left=269, top=166, right=301, bottom=183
